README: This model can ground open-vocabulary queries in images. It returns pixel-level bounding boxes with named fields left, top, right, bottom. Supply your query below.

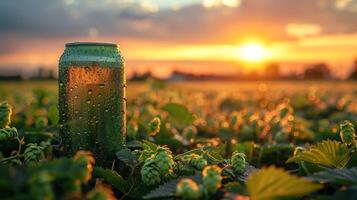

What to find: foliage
left=287, top=140, right=351, bottom=168
left=0, top=81, right=356, bottom=199
left=246, top=166, right=322, bottom=200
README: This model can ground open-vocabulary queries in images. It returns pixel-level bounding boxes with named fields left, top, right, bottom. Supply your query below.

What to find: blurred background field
left=1, top=80, right=356, bottom=145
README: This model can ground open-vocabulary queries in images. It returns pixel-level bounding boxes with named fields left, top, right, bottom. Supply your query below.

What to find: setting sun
left=238, top=43, right=266, bottom=62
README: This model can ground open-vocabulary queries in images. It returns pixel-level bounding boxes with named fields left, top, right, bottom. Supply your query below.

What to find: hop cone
left=148, top=117, right=161, bottom=136
left=24, top=143, right=44, bottom=163
left=190, top=154, right=207, bottom=170
left=340, top=121, right=356, bottom=145
left=0, top=102, right=12, bottom=128
left=176, top=178, right=202, bottom=200
left=138, top=149, right=154, bottom=163
left=202, top=165, right=222, bottom=194
left=231, top=152, right=246, bottom=173
left=293, top=146, right=306, bottom=156
left=73, top=151, right=95, bottom=183
left=141, top=157, right=161, bottom=186
left=0, top=127, right=18, bottom=141
left=86, top=184, right=116, bottom=200
left=154, top=146, right=175, bottom=175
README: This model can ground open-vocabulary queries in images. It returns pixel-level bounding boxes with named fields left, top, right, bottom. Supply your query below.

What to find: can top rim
left=66, top=42, right=117, bottom=47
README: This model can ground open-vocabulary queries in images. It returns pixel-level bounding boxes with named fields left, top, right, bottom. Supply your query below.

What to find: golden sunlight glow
left=238, top=43, right=266, bottom=62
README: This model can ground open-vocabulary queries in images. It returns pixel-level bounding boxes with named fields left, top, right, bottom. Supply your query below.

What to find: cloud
left=0, top=0, right=356, bottom=54
left=285, top=23, right=322, bottom=38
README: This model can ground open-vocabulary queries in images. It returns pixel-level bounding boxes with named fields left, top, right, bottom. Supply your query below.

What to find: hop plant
left=148, top=117, right=161, bottom=136
left=0, top=102, right=12, bottom=128
left=137, top=149, right=154, bottom=163
left=176, top=178, right=202, bottom=200
left=0, top=127, right=18, bottom=141
left=182, top=154, right=207, bottom=170
left=293, top=146, right=306, bottom=156
left=202, top=165, right=222, bottom=194
left=340, top=121, right=356, bottom=146
left=182, top=126, right=198, bottom=140
left=153, top=146, right=175, bottom=175
left=86, top=183, right=116, bottom=200
left=231, top=152, right=246, bottom=173
left=73, top=151, right=95, bottom=183
left=191, top=155, right=208, bottom=170
left=277, top=103, right=293, bottom=119
left=24, top=143, right=44, bottom=163
left=29, top=171, right=54, bottom=200
left=141, top=157, right=161, bottom=186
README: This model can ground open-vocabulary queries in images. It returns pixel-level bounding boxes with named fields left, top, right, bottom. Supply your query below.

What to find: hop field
left=0, top=80, right=357, bottom=200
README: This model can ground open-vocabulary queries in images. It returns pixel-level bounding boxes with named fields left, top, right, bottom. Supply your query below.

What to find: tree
left=263, top=62, right=281, bottom=80
left=304, top=63, right=331, bottom=80
left=348, top=59, right=357, bottom=80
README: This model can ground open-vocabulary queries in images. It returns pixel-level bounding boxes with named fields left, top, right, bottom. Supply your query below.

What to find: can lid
left=66, top=42, right=117, bottom=47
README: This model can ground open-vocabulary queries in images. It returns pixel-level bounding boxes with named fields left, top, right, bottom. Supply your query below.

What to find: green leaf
left=311, top=167, right=357, bottom=185
left=93, top=167, right=129, bottom=193
left=246, top=166, right=322, bottom=200
left=287, top=140, right=351, bottom=168
left=162, top=103, right=195, bottom=127
left=143, top=174, right=202, bottom=199
left=116, top=148, right=138, bottom=167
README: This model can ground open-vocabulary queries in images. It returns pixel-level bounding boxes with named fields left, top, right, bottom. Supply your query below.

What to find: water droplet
left=74, top=95, right=78, bottom=99
left=86, top=99, right=91, bottom=104
left=99, top=83, right=105, bottom=88
left=98, top=93, right=102, bottom=98
left=88, top=89, right=93, bottom=95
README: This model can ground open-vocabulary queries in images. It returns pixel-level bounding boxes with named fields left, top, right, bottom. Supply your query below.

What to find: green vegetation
left=0, top=80, right=356, bottom=200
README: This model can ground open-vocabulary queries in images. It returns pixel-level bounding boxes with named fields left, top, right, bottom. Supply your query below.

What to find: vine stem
left=0, top=136, right=24, bottom=163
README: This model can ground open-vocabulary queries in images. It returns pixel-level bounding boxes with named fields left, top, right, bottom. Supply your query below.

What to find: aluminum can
left=59, top=42, right=126, bottom=167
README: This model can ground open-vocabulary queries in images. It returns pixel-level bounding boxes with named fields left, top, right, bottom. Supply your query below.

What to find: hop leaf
left=148, top=117, right=161, bottom=136
left=231, top=152, right=246, bottom=173
left=176, top=178, right=202, bottom=200
left=153, top=146, right=175, bottom=175
left=202, top=165, right=222, bottom=194
left=0, top=102, right=12, bottom=128
left=141, top=157, right=162, bottom=186
left=287, top=140, right=351, bottom=168
left=24, top=143, right=44, bottom=163
left=246, top=166, right=322, bottom=200
left=73, top=151, right=95, bottom=183
left=340, top=121, right=355, bottom=146
left=0, top=127, right=18, bottom=141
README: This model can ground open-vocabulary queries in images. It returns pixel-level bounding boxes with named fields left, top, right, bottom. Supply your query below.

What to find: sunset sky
left=0, top=0, right=357, bottom=78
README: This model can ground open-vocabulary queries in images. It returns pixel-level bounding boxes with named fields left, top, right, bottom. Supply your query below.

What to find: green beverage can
left=59, top=42, right=126, bottom=167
